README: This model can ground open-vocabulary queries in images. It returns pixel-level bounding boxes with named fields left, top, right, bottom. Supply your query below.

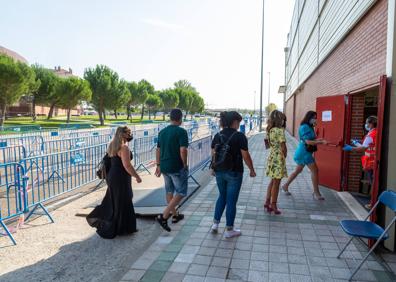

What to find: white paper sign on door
left=322, top=110, right=332, bottom=122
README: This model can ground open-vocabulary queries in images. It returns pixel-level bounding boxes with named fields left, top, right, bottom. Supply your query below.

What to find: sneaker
left=210, top=223, right=219, bottom=234
left=224, top=229, right=241, bottom=238
left=156, top=214, right=171, bottom=232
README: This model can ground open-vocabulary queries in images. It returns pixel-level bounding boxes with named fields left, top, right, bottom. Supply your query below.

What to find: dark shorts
left=163, top=168, right=189, bottom=197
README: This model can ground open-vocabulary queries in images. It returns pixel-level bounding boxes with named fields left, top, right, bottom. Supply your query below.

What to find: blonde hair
left=107, top=126, right=130, bottom=157
left=267, top=110, right=286, bottom=135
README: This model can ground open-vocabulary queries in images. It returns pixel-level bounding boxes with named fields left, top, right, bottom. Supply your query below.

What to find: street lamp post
left=259, top=0, right=265, bottom=132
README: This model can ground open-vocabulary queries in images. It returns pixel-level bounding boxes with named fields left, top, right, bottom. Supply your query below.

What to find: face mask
left=365, top=124, right=371, bottom=131
left=125, top=134, right=133, bottom=142
left=309, top=118, right=317, bottom=126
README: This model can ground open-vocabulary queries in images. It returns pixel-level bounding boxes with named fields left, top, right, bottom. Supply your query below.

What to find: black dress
left=86, top=152, right=137, bottom=239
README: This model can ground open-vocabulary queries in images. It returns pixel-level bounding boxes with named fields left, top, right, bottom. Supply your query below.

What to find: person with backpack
left=210, top=111, right=256, bottom=238
left=264, top=110, right=287, bottom=215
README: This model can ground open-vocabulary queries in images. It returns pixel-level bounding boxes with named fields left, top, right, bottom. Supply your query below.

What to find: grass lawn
left=2, top=115, right=168, bottom=130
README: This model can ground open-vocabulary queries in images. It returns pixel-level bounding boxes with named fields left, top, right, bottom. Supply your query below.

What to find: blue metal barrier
left=0, top=135, right=44, bottom=157
left=0, top=162, right=27, bottom=245
left=132, top=135, right=158, bottom=174
left=20, top=143, right=108, bottom=225
left=0, top=145, right=26, bottom=163
left=187, top=136, right=211, bottom=187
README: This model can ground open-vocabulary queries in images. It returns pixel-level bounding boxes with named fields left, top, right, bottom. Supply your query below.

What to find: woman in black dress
left=87, top=126, right=142, bottom=239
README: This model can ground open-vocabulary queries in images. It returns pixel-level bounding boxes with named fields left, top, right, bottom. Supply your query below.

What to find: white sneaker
left=211, top=223, right=219, bottom=233
left=224, top=229, right=241, bottom=238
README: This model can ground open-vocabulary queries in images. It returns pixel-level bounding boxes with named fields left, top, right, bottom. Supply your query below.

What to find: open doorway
left=346, top=87, right=379, bottom=210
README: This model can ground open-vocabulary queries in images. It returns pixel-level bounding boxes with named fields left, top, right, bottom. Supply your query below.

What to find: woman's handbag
left=305, top=144, right=317, bottom=153
left=264, top=138, right=270, bottom=149
left=96, top=154, right=111, bottom=179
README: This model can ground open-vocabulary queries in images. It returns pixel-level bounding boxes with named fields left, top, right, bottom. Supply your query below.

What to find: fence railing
left=0, top=162, right=27, bottom=245
left=0, top=122, right=213, bottom=246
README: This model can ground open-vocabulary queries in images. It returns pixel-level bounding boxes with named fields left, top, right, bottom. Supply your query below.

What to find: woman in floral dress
left=264, top=110, right=287, bottom=215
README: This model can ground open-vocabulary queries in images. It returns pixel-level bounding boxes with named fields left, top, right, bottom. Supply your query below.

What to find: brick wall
left=347, top=95, right=365, bottom=192
left=285, top=0, right=388, bottom=136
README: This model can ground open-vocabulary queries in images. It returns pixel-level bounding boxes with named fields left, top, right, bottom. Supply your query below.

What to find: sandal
left=172, top=212, right=185, bottom=223
left=156, top=214, right=171, bottom=232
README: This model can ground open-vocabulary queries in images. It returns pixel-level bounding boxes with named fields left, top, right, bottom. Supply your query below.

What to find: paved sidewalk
left=121, top=133, right=395, bottom=282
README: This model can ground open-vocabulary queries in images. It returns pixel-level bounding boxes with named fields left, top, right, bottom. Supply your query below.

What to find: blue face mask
left=365, top=124, right=371, bottom=131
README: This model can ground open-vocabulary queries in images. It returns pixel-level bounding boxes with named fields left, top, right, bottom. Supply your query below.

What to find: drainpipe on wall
left=384, top=0, right=396, bottom=252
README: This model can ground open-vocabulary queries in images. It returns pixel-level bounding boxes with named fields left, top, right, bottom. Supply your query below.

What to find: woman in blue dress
left=281, top=111, right=327, bottom=200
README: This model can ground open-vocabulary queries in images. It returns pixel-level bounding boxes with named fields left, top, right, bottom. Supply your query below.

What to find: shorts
left=163, top=167, right=188, bottom=197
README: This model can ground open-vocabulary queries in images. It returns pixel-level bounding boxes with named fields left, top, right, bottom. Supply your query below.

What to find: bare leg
left=266, top=179, right=273, bottom=202
left=282, top=165, right=304, bottom=191
left=163, top=194, right=184, bottom=219
left=271, top=179, right=281, bottom=203
left=166, top=194, right=177, bottom=216
left=307, top=162, right=324, bottom=200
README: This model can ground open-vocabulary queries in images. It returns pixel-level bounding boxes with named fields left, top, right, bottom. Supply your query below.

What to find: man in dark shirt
left=155, top=108, right=189, bottom=232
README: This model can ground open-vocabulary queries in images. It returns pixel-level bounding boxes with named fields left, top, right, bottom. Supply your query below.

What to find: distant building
left=0, top=45, right=28, bottom=63
left=1, top=46, right=80, bottom=117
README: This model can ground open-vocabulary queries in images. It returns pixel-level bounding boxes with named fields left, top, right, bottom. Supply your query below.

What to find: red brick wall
left=347, top=95, right=365, bottom=192
left=285, top=95, right=294, bottom=134
left=285, top=0, right=388, bottom=136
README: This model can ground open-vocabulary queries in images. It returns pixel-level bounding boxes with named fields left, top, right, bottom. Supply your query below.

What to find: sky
left=0, top=0, right=295, bottom=110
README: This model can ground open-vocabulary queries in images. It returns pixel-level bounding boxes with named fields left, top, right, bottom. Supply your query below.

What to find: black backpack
left=211, top=131, right=237, bottom=171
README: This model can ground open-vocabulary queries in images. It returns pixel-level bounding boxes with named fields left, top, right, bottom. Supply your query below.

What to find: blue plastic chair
left=337, top=190, right=396, bottom=281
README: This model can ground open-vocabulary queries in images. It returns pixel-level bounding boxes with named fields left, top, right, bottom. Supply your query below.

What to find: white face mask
left=365, top=124, right=371, bottom=131
left=309, top=118, right=317, bottom=126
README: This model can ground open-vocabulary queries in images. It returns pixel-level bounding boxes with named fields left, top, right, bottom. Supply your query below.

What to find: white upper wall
left=285, top=0, right=377, bottom=100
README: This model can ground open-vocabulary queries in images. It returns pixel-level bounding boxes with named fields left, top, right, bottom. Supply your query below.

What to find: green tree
left=145, top=94, right=162, bottom=120
left=57, top=77, right=92, bottom=123
left=158, top=88, right=179, bottom=120
left=0, top=54, right=36, bottom=126
left=107, top=79, right=129, bottom=119
left=265, top=103, right=278, bottom=116
left=84, top=65, right=117, bottom=125
left=190, top=94, right=205, bottom=119
left=126, top=81, right=138, bottom=120
left=174, top=80, right=199, bottom=119
left=137, top=79, right=154, bottom=120
left=31, top=64, right=60, bottom=119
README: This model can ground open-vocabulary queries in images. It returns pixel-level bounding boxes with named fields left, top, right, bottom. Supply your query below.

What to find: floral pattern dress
left=266, top=127, right=287, bottom=179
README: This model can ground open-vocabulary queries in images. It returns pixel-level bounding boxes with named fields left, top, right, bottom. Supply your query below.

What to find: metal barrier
left=20, top=143, right=108, bottom=225
left=187, top=136, right=212, bottom=187
left=0, top=145, right=26, bottom=163
left=42, top=134, right=112, bottom=155
left=0, top=122, right=213, bottom=245
left=0, top=162, right=27, bottom=245
left=0, top=135, right=44, bottom=157
left=132, top=135, right=158, bottom=173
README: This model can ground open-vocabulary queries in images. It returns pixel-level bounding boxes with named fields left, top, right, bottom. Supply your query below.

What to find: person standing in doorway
left=343, top=116, right=378, bottom=208
left=155, top=108, right=189, bottom=232
left=264, top=110, right=288, bottom=215
left=281, top=111, right=327, bottom=200
left=210, top=111, right=256, bottom=238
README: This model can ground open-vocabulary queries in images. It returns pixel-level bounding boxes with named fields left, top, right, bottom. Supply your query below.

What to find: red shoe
left=271, top=203, right=281, bottom=215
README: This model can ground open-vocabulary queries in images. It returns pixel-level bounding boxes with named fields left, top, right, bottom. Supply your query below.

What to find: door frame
left=370, top=75, right=387, bottom=222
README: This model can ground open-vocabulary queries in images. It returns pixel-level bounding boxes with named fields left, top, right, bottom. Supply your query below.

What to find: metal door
left=315, top=95, right=346, bottom=190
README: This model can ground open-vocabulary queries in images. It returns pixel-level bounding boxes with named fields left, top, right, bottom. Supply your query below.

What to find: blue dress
left=294, top=124, right=316, bottom=166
